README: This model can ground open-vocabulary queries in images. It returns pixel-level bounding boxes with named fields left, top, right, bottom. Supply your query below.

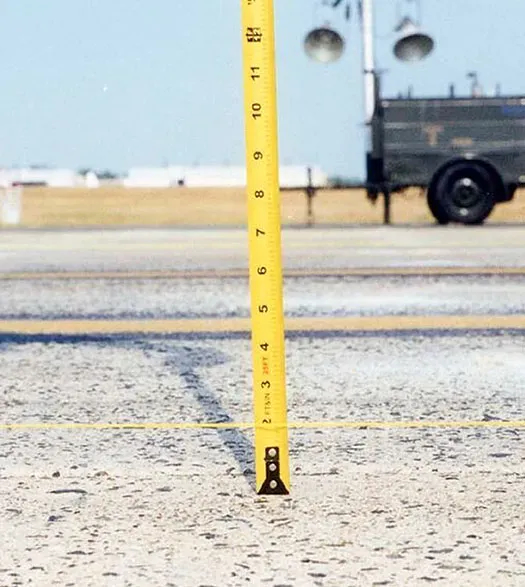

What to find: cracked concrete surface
left=1, top=226, right=525, bottom=586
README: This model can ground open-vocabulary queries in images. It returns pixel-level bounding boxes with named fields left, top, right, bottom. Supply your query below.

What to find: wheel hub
left=451, top=177, right=482, bottom=208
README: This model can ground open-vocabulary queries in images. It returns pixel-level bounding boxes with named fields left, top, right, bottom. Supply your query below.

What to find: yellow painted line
left=0, top=240, right=353, bottom=253
left=0, top=270, right=251, bottom=280
left=0, top=318, right=253, bottom=334
left=1, top=241, right=524, bottom=253
left=0, top=242, right=245, bottom=252
left=1, top=315, right=525, bottom=335
left=1, top=420, right=524, bottom=432
left=1, top=266, right=525, bottom=280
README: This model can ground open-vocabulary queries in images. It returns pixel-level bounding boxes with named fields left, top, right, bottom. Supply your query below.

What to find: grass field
left=3, top=185, right=525, bottom=228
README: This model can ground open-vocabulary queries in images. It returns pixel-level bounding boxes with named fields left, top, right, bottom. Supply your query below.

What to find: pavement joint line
left=1, top=267, right=525, bottom=280
left=1, top=420, right=524, bottom=432
left=0, top=242, right=524, bottom=252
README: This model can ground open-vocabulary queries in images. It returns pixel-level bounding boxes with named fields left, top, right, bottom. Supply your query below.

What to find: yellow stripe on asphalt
left=1, top=267, right=525, bottom=280
left=1, top=315, right=525, bottom=334
left=0, top=241, right=524, bottom=253
left=1, top=420, right=524, bottom=432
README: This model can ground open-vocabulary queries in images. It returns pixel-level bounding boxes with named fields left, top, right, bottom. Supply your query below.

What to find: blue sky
left=1, top=0, right=525, bottom=179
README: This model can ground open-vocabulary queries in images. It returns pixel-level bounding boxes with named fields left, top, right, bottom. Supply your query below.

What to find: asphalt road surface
left=1, top=226, right=524, bottom=586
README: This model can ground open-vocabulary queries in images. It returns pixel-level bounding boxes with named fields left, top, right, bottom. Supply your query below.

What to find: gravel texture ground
left=0, top=275, right=524, bottom=320
left=1, top=226, right=525, bottom=586
left=2, top=332, right=525, bottom=586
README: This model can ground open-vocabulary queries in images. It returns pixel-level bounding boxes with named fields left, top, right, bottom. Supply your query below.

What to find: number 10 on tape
left=241, top=0, right=290, bottom=494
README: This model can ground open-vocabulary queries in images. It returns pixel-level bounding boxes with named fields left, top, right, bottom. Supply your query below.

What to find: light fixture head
left=304, top=26, right=345, bottom=63
left=393, top=16, right=434, bottom=62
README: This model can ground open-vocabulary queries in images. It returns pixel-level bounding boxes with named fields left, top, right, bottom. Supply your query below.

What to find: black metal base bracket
left=258, top=446, right=289, bottom=495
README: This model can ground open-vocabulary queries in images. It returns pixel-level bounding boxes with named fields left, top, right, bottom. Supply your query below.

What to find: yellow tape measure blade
left=241, top=0, right=290, bottom=494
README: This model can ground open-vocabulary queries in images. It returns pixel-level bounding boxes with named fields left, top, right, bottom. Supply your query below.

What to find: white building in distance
left=0, top=165, right=330, bottom=189
left=0, top=167, right=85, bottom=187
left=123, top=165, right=329, bottom=189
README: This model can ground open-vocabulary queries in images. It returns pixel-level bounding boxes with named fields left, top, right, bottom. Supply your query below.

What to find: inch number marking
left=252, top=102, right=262, bottom=119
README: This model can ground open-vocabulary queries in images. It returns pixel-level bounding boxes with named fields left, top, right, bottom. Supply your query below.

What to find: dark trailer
left=367, top=94, right=525, bottom=224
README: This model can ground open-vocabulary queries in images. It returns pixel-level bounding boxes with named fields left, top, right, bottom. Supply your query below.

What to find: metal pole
left=306, top=166, right=315, bottom=226
left=361, top=0, right=376, bottom=125
left=361, top=0, right=391, bottom=224
left=383, top=186, right=391, bottom=224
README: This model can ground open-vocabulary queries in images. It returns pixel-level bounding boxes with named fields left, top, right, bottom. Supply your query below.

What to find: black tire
left=427, top=186, right=450, bottom=225
left=434, top=162, right=496, bottom=225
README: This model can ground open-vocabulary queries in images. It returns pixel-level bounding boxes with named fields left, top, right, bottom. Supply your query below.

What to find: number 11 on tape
left=241, top=0, right=290, bottom=494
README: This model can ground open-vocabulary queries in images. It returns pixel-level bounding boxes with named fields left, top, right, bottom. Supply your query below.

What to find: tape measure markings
left=242, top=0, right=290, bottom=494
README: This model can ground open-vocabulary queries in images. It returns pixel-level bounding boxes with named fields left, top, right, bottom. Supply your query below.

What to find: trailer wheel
left=434, top=162, right=495, bottom=225
left=427, top=187, right=450, bottom=225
